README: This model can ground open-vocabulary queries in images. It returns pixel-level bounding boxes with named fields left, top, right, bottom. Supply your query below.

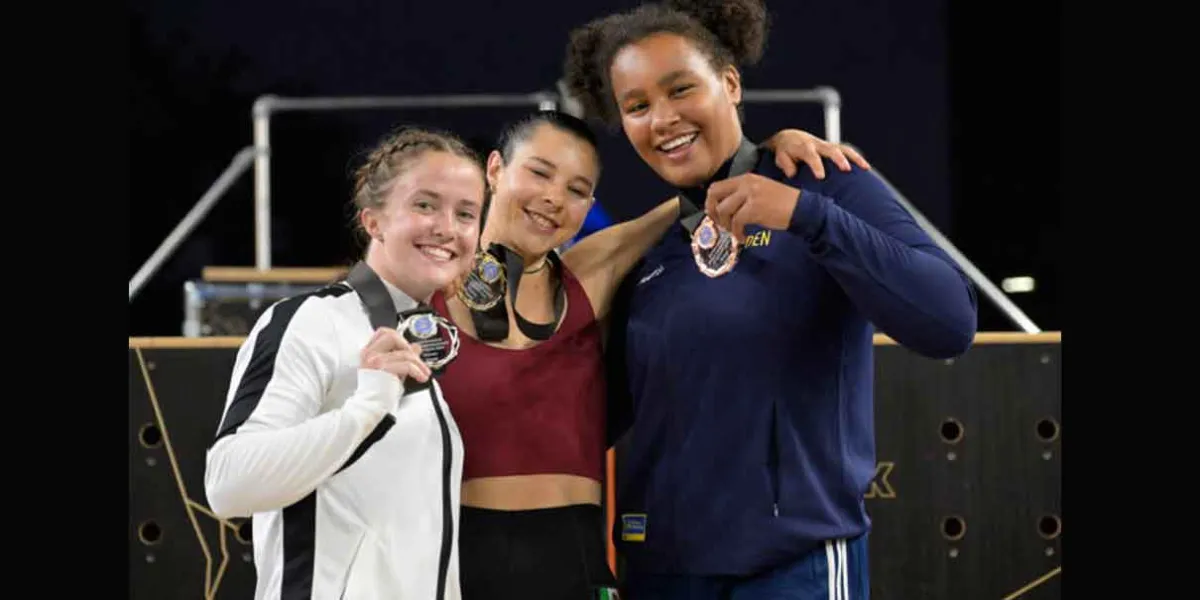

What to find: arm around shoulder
left=204, top=297, right=402, bottom=518
left=563, top=197, right=679, bottom=320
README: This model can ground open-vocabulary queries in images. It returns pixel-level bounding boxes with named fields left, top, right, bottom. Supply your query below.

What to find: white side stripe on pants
left=838, top=539, right=849, bottom=599
left=825, top=539, right=850, bottom=600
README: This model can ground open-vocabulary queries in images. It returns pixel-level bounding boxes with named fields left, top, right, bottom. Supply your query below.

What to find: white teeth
left=527, top=211, right=555, bottom=230
left=420, top=246, right=452, bottom=261
left=659, top=133, right=697, bottom=152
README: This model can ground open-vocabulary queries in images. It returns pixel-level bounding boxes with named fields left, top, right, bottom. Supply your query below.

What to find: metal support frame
left=249, top=87, right=843, bottom=271
left=742, top=86, right=842, bottom=144
left=128, top=145, right=258, bottom=302
left=132, top=85, right=1039, bottom=332
left=863, top=165, right=1042, bottom=333
left=251, top=91, right=560, bottom=270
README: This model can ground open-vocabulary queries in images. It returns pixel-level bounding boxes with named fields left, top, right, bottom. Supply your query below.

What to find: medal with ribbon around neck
left=676, top=137, right=760, bottom=278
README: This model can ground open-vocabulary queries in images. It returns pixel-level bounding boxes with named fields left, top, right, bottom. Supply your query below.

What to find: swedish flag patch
left=621, top=513, right=647, bottom=542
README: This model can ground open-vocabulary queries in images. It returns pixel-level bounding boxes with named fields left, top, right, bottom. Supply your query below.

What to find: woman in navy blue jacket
left=563, top=1, right=978, bottom=598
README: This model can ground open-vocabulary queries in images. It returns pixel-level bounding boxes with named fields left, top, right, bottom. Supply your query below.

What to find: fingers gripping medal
left=679, top=137, right=758, bottom=278
left=690, top=215, right=739, bottom=278
left=456, top=250, right=506, bottom=311
left=401, top=311, right=461, bottom=371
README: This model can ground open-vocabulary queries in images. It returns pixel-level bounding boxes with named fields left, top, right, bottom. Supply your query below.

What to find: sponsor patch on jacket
left=621, top=513, right=647, bottom=542
left=592, top=586, right=622, bottom=600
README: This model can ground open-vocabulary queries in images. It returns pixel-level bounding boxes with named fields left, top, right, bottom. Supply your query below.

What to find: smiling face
left=360, top=150, right=485, bottom=301
left=485, top=122, right=599, bottom=260
left=609, top=32, right=744, bottom=188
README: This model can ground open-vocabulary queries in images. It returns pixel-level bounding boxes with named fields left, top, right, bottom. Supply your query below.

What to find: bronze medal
left=678, top=138, right=759, bottom=278
left=690, top=215, right=739, bottom=278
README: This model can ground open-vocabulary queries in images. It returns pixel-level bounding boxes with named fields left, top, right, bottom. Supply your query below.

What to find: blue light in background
left=558, top=200, right=614, bottom=252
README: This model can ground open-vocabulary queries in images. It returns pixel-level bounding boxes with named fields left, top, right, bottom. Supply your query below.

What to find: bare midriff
left=462, top=474, right=602, bottom=509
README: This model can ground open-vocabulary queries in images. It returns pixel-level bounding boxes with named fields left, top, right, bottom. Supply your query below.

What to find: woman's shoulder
left=254, top=282, right=360, bottom=344
left=756, top=146, right=873, bottom=192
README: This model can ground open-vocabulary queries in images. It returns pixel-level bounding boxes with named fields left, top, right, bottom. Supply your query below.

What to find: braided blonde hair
left=351, top=126, right=484, bottom=243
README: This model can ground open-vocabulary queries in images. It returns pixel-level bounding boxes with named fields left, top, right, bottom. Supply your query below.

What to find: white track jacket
left=204, top=277, right=463, bottom=600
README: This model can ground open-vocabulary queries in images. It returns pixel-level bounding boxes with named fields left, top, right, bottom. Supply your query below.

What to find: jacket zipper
left=769, top=401, right=781, bottom=517
left=337, top=532, right=368, bottom=599
left=429, top=385, right=454, bottom=600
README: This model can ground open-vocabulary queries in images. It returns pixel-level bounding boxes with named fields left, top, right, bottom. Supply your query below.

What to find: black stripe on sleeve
left=334, top=414, right=396, bottom=474
left=213, top=285, right=351, bottom=444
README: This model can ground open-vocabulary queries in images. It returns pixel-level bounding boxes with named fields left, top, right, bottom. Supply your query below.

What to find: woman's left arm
left=705, top=167, right=979, bottom=359
left=562, top=197, right=680, bottom=320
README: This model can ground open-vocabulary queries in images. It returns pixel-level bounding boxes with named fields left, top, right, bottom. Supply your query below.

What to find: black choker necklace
left=455, top=243, right=565, bottom=342
left=675, top=137, right=760, bottom=278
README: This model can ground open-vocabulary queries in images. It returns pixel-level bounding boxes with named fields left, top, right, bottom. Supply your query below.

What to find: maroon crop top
left=430, top=263, right=607, bottom=482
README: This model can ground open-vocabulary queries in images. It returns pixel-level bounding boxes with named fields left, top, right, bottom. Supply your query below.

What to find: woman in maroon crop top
left=429, top=110, right=867, bottom=600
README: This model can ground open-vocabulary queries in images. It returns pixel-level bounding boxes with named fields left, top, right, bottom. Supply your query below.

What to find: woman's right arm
left=204, top=298, right=402, bottom=518
left=562, top=197, right=680, bottom=320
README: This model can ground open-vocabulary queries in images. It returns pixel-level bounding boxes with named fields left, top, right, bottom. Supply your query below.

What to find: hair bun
left=665, top=0, right=769, bottom=66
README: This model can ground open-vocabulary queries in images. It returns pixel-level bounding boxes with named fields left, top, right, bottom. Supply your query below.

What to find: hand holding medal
left=399, top=308, right=461, bottom=372
left=703, top=173, right=802, bottom=243
left=677, top=137, right=763, bottom=278
left=359, top=327, right=432, bottom=384
left=346, top=261, right=460, bottom=381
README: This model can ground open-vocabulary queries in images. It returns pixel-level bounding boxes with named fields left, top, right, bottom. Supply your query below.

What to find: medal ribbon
left=465, top=245, right=510, bottom=342
left=346, top=261, right=450, bottom=390
left=467, top=243, right=566, bottom=343
left=676, top=137, right=761, bottom=236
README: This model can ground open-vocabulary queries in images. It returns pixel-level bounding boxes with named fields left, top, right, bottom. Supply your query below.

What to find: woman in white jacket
left=204, top=125, right=486, bottom=600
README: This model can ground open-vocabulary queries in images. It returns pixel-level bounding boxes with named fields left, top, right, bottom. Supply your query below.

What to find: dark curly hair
left=563, top=0, right=769, bottom=128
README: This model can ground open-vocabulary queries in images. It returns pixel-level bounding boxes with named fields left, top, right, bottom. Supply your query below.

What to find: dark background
left=128, top=0, right=1060, bottom=336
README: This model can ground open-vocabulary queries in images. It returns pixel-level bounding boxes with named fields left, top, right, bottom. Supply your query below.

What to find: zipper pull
left=773, top=503, right=779, bottom=517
